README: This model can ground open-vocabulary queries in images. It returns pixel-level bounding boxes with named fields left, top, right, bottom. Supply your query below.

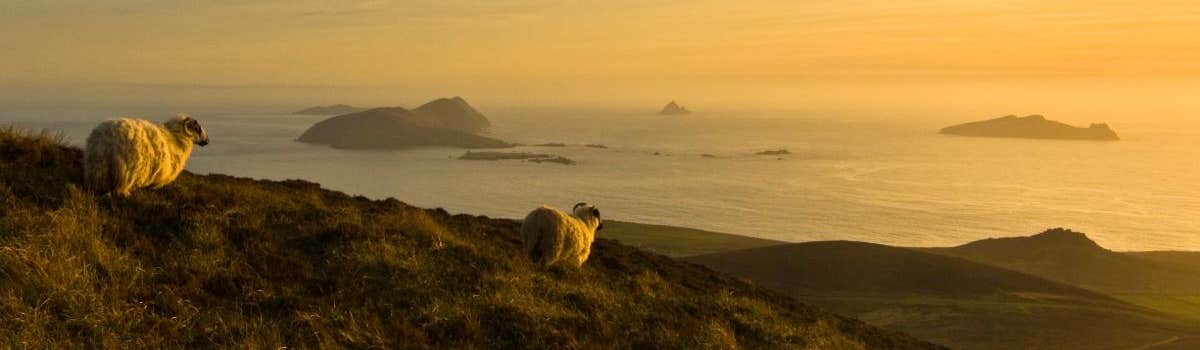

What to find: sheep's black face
left=185, top=118, right=210, bottom=146
left=571, top=202, right=603, bottom=231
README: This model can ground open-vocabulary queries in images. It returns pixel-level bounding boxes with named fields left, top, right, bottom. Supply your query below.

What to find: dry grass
left=0, top=127, right=940, bottom=349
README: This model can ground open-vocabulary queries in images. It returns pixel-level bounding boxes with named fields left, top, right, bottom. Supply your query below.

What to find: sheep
left=521, top=202, right=604, bottom=268
left=83, top=114, right=209, bottom=196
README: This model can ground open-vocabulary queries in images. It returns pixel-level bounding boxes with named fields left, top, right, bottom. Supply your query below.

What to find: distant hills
left=294, top=104, right=368, bottom=115
left=658, top=101, right=690, bottom=115
left=605, top=225, right=1200, bottom=350
left=688, top=240, right=1119, bottom=300
left=940, top=115, right=1119, bottom=141
left=924, top=228, right=1200, bottom=294
left=297, top=97, right=510, bottom=149
left=923, top=228, right=1200, bottom=322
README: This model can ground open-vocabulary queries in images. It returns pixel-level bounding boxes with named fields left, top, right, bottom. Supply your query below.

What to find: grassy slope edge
left=0, top=128, right=940, bottom=349
left=601, top=221, right=786, bottom=258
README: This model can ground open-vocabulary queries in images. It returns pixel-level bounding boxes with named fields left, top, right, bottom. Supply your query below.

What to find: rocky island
left=294, top=104, right=368, bottom=115
left=658, top=101, right=690, bottom=115
left=940, top=115, right=1119, bottom=141
left=297, top=97, right=512, bottom=149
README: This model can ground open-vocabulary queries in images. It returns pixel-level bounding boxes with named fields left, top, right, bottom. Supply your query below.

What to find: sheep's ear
left=573, top=202, right=587, bottom=211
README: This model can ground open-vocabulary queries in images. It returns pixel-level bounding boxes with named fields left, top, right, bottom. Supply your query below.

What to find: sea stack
left=659, top=101, right=691, bottom=115
left=940, top=115, right=1119, bottom=141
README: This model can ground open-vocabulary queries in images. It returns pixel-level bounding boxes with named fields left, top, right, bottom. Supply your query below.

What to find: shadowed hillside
left=687, top=240, right=1198, bottom=350
left=0, top=127, right=938, bottom=349
left=924, top=228, right=1200, bottom=322
left=1131, top=251, right=1200, bottom=273
left=925, top=229, right=1200, bottom=294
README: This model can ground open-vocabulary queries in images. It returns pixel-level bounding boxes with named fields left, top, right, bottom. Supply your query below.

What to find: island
left=297, top=97, right=512, bottom=149
left=755, top=149, right=791, bottom=156
left=940, top=115, right=1119, bottom=141
left=294, top=104, right=368, bottom=115
left=458, top=151, right=575, bottom=165
left=658, top=101, right=690, bottom=115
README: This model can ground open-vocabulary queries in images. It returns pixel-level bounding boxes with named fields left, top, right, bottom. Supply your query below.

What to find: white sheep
left=83, top=114, right=209, bottom=196
left=521, top=202, right=604, bottom=268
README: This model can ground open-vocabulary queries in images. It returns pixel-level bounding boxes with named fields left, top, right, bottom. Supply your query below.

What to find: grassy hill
left=0, top=127, right=939, bottom=349
left=601, top=221, right=786, bottom=257
left=687, top=241, right=1198, bottom=350
left=924, top=228, right=1200, bottom=321
left=1130, top=251, right=1200, bottom=274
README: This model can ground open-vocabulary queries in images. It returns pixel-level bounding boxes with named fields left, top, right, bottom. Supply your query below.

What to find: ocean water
left=3, top=109, right=1197, bottom=251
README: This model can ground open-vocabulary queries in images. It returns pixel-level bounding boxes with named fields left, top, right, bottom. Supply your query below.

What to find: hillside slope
left=924, top=228, right=1200, bottom=322
left=687, top=241, right=1197, bottom=350
left=0, top=128, right=938, bottom=349
left=1130, top=251, right=1200, bottom=273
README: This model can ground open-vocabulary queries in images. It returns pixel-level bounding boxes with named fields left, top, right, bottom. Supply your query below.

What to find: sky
left=2, top=0, right=1199, bottom=121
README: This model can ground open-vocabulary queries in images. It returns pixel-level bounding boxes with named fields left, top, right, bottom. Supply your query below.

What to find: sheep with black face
left=83, top=114, right=209, bottom=196
left=521, top=202, right=604, bottom=268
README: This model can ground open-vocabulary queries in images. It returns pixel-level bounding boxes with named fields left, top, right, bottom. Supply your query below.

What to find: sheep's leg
left=110, top=156, right=131, bottom=197
left=575, top=245, right=591, bottom=268
left=542, top=232, right=566, bottom=267
left=84, top=158, right=100, bottom=192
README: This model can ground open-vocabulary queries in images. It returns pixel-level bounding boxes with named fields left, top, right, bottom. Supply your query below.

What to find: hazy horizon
left=4, top=1, right=1200, bottom=123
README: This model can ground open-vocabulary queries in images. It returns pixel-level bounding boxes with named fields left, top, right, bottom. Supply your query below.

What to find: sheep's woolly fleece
left=521, top=203, right=603, bottom=268
left=84, top=115, right=209, bottom=196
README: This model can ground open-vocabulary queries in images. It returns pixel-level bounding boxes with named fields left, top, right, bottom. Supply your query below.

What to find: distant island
left=658, top=101, right=690, bottom=115
left=458, top=151, right=576, bottom=165
left=294, top=104, right=369, bottom=115
left=755, top=149, right=790, bottom=156
left=297, top=97, right=511, bottom=149
left=940, top=115, right=1119, bottom=141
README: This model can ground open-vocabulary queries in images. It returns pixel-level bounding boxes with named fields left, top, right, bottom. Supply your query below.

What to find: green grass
left=601, top=221, right=786, bottom=258
left=802, top=295, right=1191, bottom=350
left=0, top=127, right=940, bottom=349
left=1113, top=294, right=1200, bottom=323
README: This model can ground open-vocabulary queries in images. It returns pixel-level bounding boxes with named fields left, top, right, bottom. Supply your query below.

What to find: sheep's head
left=572, top=202, right=603, bottom=231
left=165, top=114, right=210, bottom=147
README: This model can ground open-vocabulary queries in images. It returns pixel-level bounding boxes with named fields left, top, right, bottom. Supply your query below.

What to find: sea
left=3, top=107, right=1197, bottom=251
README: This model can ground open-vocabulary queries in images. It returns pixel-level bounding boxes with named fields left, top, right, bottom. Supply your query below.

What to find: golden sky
left=2, top=0, right=1199, bottom=118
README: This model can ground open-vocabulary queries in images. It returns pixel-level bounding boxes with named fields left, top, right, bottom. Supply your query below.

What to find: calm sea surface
left=4, top=108, right=1197, bottom=251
